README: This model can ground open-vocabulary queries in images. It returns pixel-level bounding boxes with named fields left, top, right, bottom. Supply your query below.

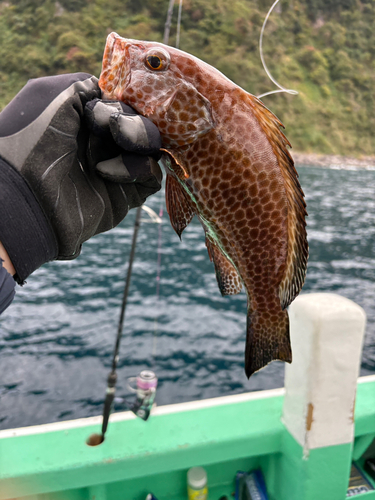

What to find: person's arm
left=0, top=241, right=15, bottom=276
left=0, top=73, right=162, bottom=314
left=0, top=247, right=16, bottom=315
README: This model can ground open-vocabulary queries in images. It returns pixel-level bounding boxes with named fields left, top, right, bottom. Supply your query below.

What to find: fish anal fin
left=245, top=307, right=291, bottom=378
left=205, top=238, right=242, bottom=296
left=165, top=174, right=195, bottom=238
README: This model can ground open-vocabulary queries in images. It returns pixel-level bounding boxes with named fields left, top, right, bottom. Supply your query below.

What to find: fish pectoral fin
left=165, top=173, right=195, bottom=239
left=205, top=238, right=242, bottom=296
left=164, top=82, right=214, bottom=143
left=161, top=150, right=189, bottom=180
left=245, top=307, right=292, bottom=378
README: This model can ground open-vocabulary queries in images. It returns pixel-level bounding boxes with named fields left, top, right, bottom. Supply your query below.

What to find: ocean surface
left=0, top=165, right=374, bottom=430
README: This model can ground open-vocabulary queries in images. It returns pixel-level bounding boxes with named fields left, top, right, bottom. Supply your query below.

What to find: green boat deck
left=0, top=377, right=374, bottom=500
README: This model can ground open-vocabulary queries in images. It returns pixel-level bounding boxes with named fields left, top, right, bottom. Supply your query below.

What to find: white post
left=283, top=293, right=367, bottom=454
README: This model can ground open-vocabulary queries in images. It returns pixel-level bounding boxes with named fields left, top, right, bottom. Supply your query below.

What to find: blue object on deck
left=235, top=470, right=268, bottom=500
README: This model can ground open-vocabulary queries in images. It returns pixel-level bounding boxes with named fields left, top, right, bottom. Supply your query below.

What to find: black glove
left=0, top=73, right=162, bottom=284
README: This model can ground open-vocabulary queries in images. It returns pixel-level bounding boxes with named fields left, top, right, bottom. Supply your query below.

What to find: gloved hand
left=0, top=73, right=162, bottom=284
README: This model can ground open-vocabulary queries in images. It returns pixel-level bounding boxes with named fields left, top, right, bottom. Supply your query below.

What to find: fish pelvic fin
left=205, top=237, right=242, bottom=296
left=165, top=172, right=195, bottom=239
left=245, top=307, right=291, bottom=378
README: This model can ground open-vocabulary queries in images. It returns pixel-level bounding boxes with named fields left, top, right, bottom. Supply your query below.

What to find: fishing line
left=151, top=191, right=164, bottom=362
left=141, top=205, right=162, bottom=223
left=257, top=0, right=298, bottom=99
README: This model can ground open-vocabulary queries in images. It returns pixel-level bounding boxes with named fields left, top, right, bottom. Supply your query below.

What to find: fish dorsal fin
left=205, top=237, right=242, bottom=296
left=243, top=91, right=308, bottom=309
left=165, top=173, right=195, bottom=238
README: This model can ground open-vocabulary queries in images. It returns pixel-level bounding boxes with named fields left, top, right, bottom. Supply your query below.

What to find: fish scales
left=99, top=33, right=308, bottom=377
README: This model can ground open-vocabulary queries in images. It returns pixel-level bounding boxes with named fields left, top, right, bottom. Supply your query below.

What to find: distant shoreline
left=291, top=152, right=375, bottom=170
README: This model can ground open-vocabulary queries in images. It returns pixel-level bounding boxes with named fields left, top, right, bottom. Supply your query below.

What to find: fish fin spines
left=245, top=308, right=292, bottom=378
left=161, top=149, right=190, bottom=180
left=205, top=237, right=242, bottom=296
left=165, top=173, right=195, bottom=238
left=245, top=93, right=308, bottom=310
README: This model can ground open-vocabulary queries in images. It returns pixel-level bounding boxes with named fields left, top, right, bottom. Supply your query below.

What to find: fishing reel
left=125, top=370, right=158, bottom=421
left=87, top=370, right=158, bottom=446
left=107, top=369, right=158, bottom=423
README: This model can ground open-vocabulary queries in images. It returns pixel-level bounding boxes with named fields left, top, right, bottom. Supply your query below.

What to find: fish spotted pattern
left=99, top=33, right=308, bottom=377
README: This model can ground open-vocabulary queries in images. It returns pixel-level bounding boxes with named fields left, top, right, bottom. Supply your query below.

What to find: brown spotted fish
left=99, top=32, right=308, bottom=377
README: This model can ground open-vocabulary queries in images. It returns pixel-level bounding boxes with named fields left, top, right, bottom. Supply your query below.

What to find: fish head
left=99, top=32, right=215, bottom=147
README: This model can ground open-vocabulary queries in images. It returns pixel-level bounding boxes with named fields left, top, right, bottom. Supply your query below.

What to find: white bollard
left=283, top=293, right=367, bottom=453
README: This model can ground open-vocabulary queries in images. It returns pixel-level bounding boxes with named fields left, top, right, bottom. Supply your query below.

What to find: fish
left=99, top=32, right=308, bottom=378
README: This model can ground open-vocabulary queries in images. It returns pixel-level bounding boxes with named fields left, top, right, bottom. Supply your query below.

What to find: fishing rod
left=93, top=0, right=179, bottom=446
left=88, top=206, right=157, bottom=446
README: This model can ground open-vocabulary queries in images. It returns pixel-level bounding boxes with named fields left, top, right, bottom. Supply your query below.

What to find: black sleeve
left=0, top=157, right=58, bottom=284
left=0, top=259, right=16, bottom=314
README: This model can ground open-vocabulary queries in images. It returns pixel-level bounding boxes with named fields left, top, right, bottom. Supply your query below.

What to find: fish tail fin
left=245, top=307, right=292, bottom=378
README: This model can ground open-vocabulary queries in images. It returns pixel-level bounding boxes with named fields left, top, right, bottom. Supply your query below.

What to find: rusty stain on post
left=306, top=403, right=314, bottom=431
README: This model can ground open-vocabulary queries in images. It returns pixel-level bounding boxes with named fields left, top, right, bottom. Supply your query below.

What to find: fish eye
left=145, top=49, right=170, bottom=71
left=147, top=55, right=162, bottom=70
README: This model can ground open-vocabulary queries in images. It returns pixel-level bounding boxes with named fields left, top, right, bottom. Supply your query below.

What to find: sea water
left=0, top=166, right=374, bottom=430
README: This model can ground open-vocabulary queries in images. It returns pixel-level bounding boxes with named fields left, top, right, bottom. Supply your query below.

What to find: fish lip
left=100, top=32, right=131, bottom=101
left=104, top=31, right=120, bottom=66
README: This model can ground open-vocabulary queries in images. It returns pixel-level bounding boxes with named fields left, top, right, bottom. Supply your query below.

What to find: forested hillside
left=0, top=0, right=374, bottom=155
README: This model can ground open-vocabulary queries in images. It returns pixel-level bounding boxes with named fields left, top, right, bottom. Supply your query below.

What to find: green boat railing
left=0, top=293, right=374, bottom=500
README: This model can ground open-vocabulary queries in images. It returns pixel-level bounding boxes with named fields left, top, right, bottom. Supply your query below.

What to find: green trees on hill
left=0, top=0, right=374, bottom=156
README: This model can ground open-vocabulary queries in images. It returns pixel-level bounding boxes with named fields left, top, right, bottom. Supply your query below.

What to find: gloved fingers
left=85, top=99, right=162, bottom=160
left=121, top=167, right=163, bottom=210
left=96, top=153, right=162, bottom=188
left=84, top=99, right=136, bottom=138
left=109, top=112, right=162, bottom=160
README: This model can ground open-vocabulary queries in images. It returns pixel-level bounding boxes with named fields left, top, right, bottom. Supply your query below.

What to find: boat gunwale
left=1, top=374, right=375, bottom=440
left=0, top=386, right=287, bottom=439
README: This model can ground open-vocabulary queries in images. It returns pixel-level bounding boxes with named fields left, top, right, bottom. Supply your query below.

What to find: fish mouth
left=99, top=32, right=131, bottom=101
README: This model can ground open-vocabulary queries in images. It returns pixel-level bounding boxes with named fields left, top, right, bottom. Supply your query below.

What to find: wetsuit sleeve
left=0, top=259, right=16, bottom=314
